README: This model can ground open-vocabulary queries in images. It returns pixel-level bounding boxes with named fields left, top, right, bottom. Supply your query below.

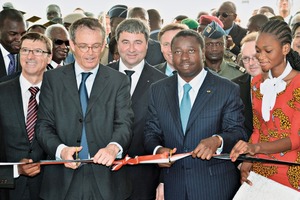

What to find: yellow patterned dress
left=251, top=73, right=300, bottom=191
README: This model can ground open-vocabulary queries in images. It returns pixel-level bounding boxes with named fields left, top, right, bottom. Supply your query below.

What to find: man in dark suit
left=154, top=23, right=188, bottom=76
left=232, top=32, right=262, bottom=138
left=44, top=24, right=70, bottom=70
left=0, top=32, right=51, bottom=200
left=36, top=18, right=133, bottom=200
left=127, top=7, right=165, bottom=66
left=108, top=18, right=166, bottom=200
left=216, top=1, right=247, bottom=56
left=0, top=9, right=26, bottom=78
left=144, top=29, right=248, bottom=200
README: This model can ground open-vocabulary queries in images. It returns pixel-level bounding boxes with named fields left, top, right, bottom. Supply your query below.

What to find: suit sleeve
left=219, top=83, right=249, bottom=152
left=144, top=84, right=164, bottom=154
left=35, top=73, right=62, bottom=158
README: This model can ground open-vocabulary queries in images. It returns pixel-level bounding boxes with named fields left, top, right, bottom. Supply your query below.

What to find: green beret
left=203, top=21, right=226, bottom=39
left=181, top=18, right=199, bottom=30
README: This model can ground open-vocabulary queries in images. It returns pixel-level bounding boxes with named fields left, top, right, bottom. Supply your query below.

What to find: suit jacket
left=146, top=38, right=165, bottom=66
left=232, top=73, right=253, bottom=138
left=0, top=49, right=21, bottom=78
left=108, top=61, right=167, bottom=199
left=144, top=69, right=248, bottom=200
left=228, top=23, right=247, bottom=56
left=154, top=62, right=167, bottom=74
left=0, top=76, right=46, bottom=200
left=36, top=63, right=134, bottom=200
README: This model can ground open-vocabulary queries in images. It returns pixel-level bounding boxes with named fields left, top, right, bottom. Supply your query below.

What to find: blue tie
left=180, top=83, right=192, bottom=133
left=78, top=72, right=92, bottom=159
left=7, top=54, right=16, bottom=75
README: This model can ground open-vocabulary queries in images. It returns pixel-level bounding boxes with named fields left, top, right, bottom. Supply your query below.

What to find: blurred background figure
left=147, top=8, right=163, bottom=41
left=246, top=14, right=269, bottom=33
left=181, top=18, right=199, bottom=31
left=277, top=0, right=293, bottom=24
left=172, top=15, right=188, bottom=23
left=292, top=22, right=300, bottom=55
left=46, top=4, right=62, bottom=21
left=197, top=15, right=224, bottom=34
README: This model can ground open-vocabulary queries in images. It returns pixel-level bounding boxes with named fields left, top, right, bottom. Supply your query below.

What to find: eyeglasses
left=53, top=39, right=69, bottom=46
left=205, top=42, right=224, bottom=48
left=241, top=56, right=258, bottom=64
left=216, top=12, right=234, bottom=18
left=74, top=43, right=103, bottom=53
left=20, top=48, right=50, bottom=56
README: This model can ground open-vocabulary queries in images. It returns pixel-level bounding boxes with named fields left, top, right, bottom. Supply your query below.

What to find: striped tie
left=26, top=87, right=39, bottom=142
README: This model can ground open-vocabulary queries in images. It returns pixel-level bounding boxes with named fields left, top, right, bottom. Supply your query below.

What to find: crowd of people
left=0, top=0, right=300, bottom=200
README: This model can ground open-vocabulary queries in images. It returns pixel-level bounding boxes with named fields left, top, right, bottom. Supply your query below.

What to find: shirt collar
left=119, top=58, right=144, bottom=75
left=224, top=23, right=234, bottom=35
left=19, top=73, right=42, bottom=94
left=0, top=43, right=10, bottom=57
left=177, top=68, right=207, bottom=93
left=74, top=62, right=99, bottom=78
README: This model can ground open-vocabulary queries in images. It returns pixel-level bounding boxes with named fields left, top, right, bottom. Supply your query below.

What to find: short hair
left=221, top=1, right=237, bottom=14
left=69, top=18, right=105, bottom=43
left=45, top=24, right=69, bottom=39
left=0, top=9, right=24, bottom=28
left=174, top=15, right=188, bottom=22
left=248, top=14, right=269, bottom=31
left=21, top=32, right=52, bottom=54
left=158, top=23, right=189, bottom=41
left=171, top=29, right=204, bottom=49
left=27, top=24, right=46, bottom=33
left=241, top=32, right=258, bottom=46
left=292, top=22, right=300, bottom=38
left=115, top=18, right=150, bottom=42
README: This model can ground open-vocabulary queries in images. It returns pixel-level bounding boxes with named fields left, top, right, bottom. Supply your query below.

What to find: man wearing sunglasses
left=45, top=24, right=69, bottom=69
left=216, top=1, right=247, bottom=57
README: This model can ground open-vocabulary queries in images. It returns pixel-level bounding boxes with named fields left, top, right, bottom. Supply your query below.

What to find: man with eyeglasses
left=0, top=32, right=51, bottom=200
left=36, top=17, right=133, bottom=200
left=216, top=1, right=247, bottom=57
left=45, top=24, right=69, bottom=70
left=232, top=32, right=262, bottom=137
left=0, top=9, right=26, bottom=78
left=203, top=21, right=245, bottom=80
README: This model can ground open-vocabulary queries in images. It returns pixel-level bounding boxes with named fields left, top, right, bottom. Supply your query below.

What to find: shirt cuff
left=13, top=165, right=19, bottom=178
left=212, top=135, right=223, bottom=154
left=108, top=142, right=123, bottom=159
left=153, top=145, right=163, bottom=155
left=56, top=144, right=67, bottom=160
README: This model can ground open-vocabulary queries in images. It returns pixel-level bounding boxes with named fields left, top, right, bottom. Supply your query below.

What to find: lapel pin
left=207, top=90, right=211, bottom=93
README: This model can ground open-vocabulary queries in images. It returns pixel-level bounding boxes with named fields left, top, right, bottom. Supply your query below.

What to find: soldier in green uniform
left=203, top=21, right=245, bottom=80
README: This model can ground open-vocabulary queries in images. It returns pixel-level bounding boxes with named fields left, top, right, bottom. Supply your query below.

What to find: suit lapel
left=131, top=64, right=152, bottom=105
left=186, top=71, right=215, bottom=133
left=86, top=65, right=109, bottom=115
left=8, top=78, right=27, bottom=139
left=0, top=49, right=7, bottom=77
left=164, top=75, right=183, bottom=135
left=62, top=65, right=82, bottom=115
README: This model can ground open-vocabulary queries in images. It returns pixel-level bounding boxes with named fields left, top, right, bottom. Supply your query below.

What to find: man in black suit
left=108, top=18, right=166, bottom=200
left=232, top=32, right=262, bottom=138
left=127, top=7, right=165, bottom=66
left=36, top=18, right=133, bottom=200
left=144, top=29, right=248, bottom=200
left=216, top=1, right=247, bottom=56
left=0, top=9, right=26, bottom=78
left=45, top=24, right=70, bottom=70
left=0, top=32, right=51, bottom=200
left=155, top=23, right=188, bottom=76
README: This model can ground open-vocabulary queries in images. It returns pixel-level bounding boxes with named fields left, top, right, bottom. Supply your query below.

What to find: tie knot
left=81, top=72, right=92, bottom=83
left=124, top=70, right=135, bottom=77
left=8, top=53, right=15, bottom=61
left=183, top=83, right=192, bottom=93
left=29, top=87, right=39, bottom=97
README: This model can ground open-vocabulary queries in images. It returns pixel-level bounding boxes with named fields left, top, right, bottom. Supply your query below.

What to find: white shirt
left=50, top=60, right=63, bottom=69
left=119, top=58, right=144, bottom=96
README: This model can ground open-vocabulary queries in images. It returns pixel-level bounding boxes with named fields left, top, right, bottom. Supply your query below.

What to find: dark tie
left=124, top=70, right=135, bottom=86
left=26, top=87, right=39, bottom=142
left=7, top=54, right=16, bottom=75
left=79, top=72, right=92, bottom=159
left=180, top=83, right=192, bottom=133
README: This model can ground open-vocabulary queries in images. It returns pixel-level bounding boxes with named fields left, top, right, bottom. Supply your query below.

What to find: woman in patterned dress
left=230, top=19, right=300, bottom=191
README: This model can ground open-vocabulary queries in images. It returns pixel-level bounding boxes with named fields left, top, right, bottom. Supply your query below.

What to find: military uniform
left=205, top=59, right=245, bottom=80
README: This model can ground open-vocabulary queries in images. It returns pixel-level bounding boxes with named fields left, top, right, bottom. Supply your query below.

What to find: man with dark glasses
left=216, top=1, right=246, bottom=57
left=45, top=24, right=69, bottom=69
